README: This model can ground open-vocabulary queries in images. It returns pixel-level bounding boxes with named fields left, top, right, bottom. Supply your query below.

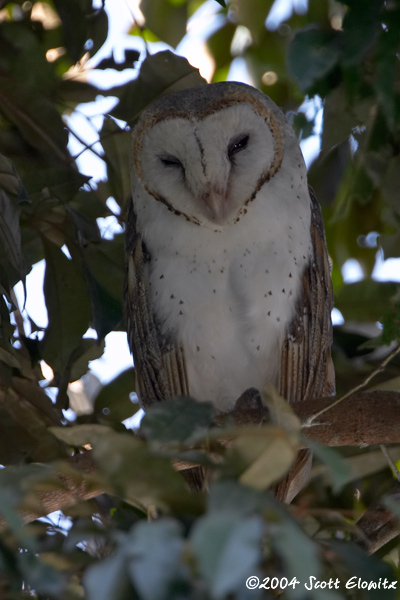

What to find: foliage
left=0, top=0, right=400, bottom=598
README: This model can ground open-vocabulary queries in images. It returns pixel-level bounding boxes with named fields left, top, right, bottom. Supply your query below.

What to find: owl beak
left=202, top=190, right=228, bottom=224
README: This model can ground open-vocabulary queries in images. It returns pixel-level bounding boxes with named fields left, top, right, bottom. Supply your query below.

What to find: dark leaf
left=99, top=118, right=132, bottom=209
left=208, top=480, right=266, bottom=516
left=69, top=337, right=106, bottom=382
left=94, top=367, right=138, bottom=423
left=373, top=15, right=400, bottom=131
left=58, top=79, right=104, bottom=105
left=110, top=50, right=206, bottom=124
left=88, top=5, right=109, bottom=58
left=82, top=236, right=124, bottom=338
left=53, top=0, right=96, bottom=62
left=126, top=519, right=185, bottom=600
left=140, top=395, right=214, bottom=445
left=288, top=27, right=341, bottom=92
left=222, top=425, right=297, bottom=490
left=91, top=429, right=202, bottom=512
left=341, top=0, right=382, bottom=67
left=0, top=74, right=70, bottom=163
left=230, top=0, right=275, bottom=42
left=191, top=512, right=263, bottom=598
left=96, top=50, right=140, bottom=71
left=0, top=189, right=24, bottom=280
left=335, top=280, right=399, bottom=322
left=271, top=500, right=321, bottom=586
left=381, top=300, right=400, bottom=344
left=328, top=540, right=396, bottom=600
left=84, top=546, right=133, bottom=600
left=40, top=240, right=92, bottom=375
left=306, top=438, right=350, bottom=493
left=140, top=0, right=188, bottom=48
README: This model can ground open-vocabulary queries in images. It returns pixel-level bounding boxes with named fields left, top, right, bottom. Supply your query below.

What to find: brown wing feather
left=276, top=187, right=335, bottom=502
left=125, top=200, right=190, bottom=409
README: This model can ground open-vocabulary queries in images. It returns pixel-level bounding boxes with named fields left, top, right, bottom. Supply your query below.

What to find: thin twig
left=303, top=345, right=400, bottom=428
left=10, top=288, right=26, bottom=339
left=66, top=122, right=105, bottom=162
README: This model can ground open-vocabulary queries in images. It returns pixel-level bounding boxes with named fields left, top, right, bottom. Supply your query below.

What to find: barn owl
left=125, top=81, right=335, bottom=501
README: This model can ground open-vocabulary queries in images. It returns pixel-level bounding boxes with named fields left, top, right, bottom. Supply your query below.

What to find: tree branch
left=2, top=389, right=400, bottom=551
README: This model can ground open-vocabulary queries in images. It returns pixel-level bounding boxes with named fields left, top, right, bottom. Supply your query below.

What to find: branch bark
left=229, top=390, right=400, bottom=446
left=2, top=389, right=400, bottom=550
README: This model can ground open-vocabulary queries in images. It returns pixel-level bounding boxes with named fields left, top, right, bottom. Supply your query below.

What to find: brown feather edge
left=125, top=200, right=203, bottom=492
left=276, top=187, right=335, bottom=502
left=125, top=200, right=190, bottom=409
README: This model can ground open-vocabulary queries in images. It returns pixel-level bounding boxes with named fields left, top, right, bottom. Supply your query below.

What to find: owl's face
left=132, top=84, right=286, bottom=227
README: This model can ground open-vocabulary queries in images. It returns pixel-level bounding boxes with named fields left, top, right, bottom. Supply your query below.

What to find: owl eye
left=228, top=134, right=249, bottom=159
left=160, top=155, right=183, bottom=169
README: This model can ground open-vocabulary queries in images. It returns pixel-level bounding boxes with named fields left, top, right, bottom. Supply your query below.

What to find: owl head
left=131, top=82, right=305, bottom=228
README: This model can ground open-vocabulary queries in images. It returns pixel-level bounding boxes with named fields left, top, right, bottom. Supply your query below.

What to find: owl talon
left=233, top=387, right=265, bottom=425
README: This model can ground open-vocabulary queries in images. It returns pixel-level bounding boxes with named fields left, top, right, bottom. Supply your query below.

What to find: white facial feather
left=131, top=82, right=312, bottom=411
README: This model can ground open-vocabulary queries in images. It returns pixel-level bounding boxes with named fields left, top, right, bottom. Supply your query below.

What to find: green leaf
left=69, top=337, right=106, bottom=383
left=368, top=375, right=400, bottom=393
left=23, top=167, right=90, bottom=205
left=84, top=546, right=132, bottom=600
left=208, top=480, right=266, bottom=516
left=0, top=189, right=24, bottom=280
left=335, top=280, right=399, bottom=322
left=288, top=27, right=341, bottom=92
left=191, top=512, right=263, bottom=598
left=381, top=154, right=400, bottom=211
left=67, top=204, right=102, bottom=245
left=381, top=300, right=400, bottom=344
left=57, top=79, right=104, bottom=105
left=321, top=87, right=356, bottom=155
left=52, top=0, right=105, bottom=62
left=328, top=540, right=396, bottom=600
left=110, top=50, right=206, bottom=124
left=373, top=19, right=399, bottom=131
left=18, top=552, right=66, bottom=596
left=206, top=21, right=236, bottom=72
left=50, top=424, right=110, bottom=446
left=223, top=425, right=297, bottom=490
left=341, top=0, right=382, bottom=67
left=59, top=428, right=202, bottom=512
left=0, top=463, right=64, bottom=537
left=82, top=236, right=124, bottom=339
left=40, top=240, right=92, bottom=375
left=99, top=118, right=132, bottom=209
left=0, top=152, right=29, bottom=201
left=306, top=438, right=350, bottom=493
left=96, top=49, right=140, bottom=71
left=0, top=155, right=29, bottom=286
left=261, top=384, right=301, bottom=433
left=229, top=0, right=275, bottom=42
left=127, top=519, right=185, bottom=600
left=140, top=395, right=214, bottom=445
left=88, top=5, right=109, bottom=57
left=272, top=506, right=322, bottom=591
left=94, top=368, right=138, bottom=423
left=0, top=74, right=69, bottom=163
left=140, top=0, right=188, bottom=48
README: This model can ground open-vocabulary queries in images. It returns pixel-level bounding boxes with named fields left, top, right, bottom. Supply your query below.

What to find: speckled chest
left=142, top=199, right=311, bottom=406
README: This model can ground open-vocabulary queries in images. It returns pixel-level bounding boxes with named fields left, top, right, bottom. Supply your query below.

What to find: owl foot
left=233, top=387, right=265, bottom=425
